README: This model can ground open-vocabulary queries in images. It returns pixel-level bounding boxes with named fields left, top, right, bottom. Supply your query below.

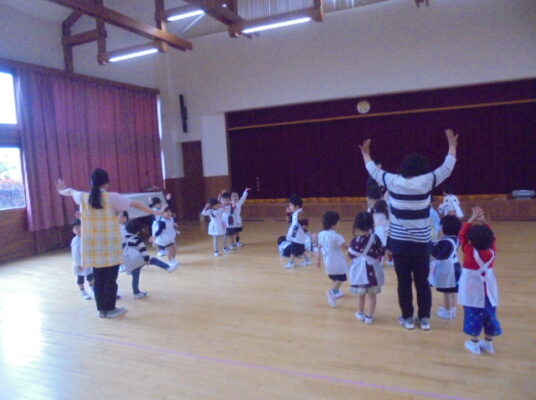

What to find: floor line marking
left=43, top=327, right=475, bottom=400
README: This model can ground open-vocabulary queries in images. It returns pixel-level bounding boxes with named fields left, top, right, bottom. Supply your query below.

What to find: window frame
left=0, top=68, right=25, bottom=211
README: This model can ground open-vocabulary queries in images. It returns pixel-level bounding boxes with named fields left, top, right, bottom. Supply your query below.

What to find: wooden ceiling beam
left=63, top=29, right=101, bottom=46
left=183, top=0, right=250, bottom=38
left=47, top=0, right=192, bottom=51
left=63, top=10, right=83, bottom=29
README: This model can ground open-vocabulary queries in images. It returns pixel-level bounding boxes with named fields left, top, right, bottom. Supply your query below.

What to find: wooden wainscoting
left=0, top=208, right=72, bottom=265
left=204, top=175, right=231, bottom=200
left=241, top=196, right=536, bottom=221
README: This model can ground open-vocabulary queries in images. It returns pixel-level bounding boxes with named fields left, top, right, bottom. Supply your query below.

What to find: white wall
left=0, top=4, right=159, bottom=88
left=161, top=0, right=536, bottom=177
left=2, top=0, right=536, bottom=180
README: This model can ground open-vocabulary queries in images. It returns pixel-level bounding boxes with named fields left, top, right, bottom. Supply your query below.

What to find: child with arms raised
left=459, top=207, right=501, bottom=355
left=202, top=198, right=226, bottom=256
left=284, top=194, right=311, bottom=268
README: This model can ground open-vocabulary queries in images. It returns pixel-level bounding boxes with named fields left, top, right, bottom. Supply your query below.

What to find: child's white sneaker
left=284, top=262, right=295, bottom=269
left=355, top=311, right=365, bottom=321
left=364, top=315, right=374, bottom=324
left=214, top=251, right=220, bottom=257
left=80, top=289, right=92, bottom=300
left=167, top=262, right=179, bottom=272
left=301, top=259, right=312, bottom=266
left=134, top=291, right=148, bottom=299
left=437, top=307, right=452, bottom=320
left=478, top=339, right=495, bottom=354
left=465, top=340, right=481, bottom=355
left=235, top=241, right=243, bottom=247
left=157, top=249, right=169, bottom=257
left=334, top=290, right=344, bottom=298
left=326, top=290, right=337, bottom=307
left=223, top=247, right=232, bottom=254
left=399, top=317, right=415, bottom=330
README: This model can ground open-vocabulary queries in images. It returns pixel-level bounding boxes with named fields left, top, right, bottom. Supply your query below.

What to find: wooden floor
left=0, top=219, right=535, bottom=400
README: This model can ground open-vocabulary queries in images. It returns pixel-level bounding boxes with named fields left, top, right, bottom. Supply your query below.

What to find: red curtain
left=18, top=69, right=163, bottom=231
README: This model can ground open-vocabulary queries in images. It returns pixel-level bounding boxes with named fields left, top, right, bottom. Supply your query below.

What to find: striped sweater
left=366, top=155, right=456, bottom=255
left=123, top=234, right=150, bottom=263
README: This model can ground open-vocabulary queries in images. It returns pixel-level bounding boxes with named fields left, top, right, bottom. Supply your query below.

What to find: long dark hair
left=88, top=168, right=109, bottom=209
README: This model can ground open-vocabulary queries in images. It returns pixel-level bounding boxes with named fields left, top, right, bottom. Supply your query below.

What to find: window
left=0, top=147, right=25, bottom=210
left=0, top=72, right=17, bottom=125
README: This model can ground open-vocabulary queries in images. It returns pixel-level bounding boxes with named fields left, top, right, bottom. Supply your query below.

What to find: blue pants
left=131, top=257, right=169, bottom=294
left=463, top=296, right=502, bottom=337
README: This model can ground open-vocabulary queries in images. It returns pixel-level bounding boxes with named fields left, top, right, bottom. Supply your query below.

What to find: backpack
left=348, top=235, right=376, bottom=286
left=279, top=240, right=292, bottom=257
left=227, top=205, right=235, bottom=226
left=122, top=236, right=145, bottom=274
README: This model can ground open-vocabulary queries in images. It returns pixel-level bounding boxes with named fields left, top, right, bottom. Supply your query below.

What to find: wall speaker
left=179, top=94, right=188, bottom=133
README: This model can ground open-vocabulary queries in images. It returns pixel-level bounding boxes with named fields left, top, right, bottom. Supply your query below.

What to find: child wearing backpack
left=459, top=207, right=501, bottom=355
left=124, top=219, right=178, bottom=299
left=348, top=212, right=386, bottom=324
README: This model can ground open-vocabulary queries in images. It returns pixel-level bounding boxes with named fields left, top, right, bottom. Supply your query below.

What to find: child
left=151, top=206, right=179, bottom=267
left=438, top=184, right=464, bottom=218
left=201, top=198, right=226, bottom=256
left=118, top=211, right=129, bottom=273
left=372, top=199, right=389, bottom=247
left=285, top=194, right=311, bottom=269
left=317, top=211, right=348, bottom=308
left=229, top=187, right=251, bottom=247
left=430, top=215, right=462, bottom=320
left=348, top=212, right=385, bottom=324
left=70, top=219, right=94, bottom=300
left=430, top=197, right=442, bottom=242
left=123, top=219, right=178, bottom=299
left=220, top=191, right=235, bottom=253
left=149, top=196, right=167, bottom=256
left=459, top=207, right=501, bottom=355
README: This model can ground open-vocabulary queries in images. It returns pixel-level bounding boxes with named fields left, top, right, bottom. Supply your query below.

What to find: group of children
left=282, top=190, right=501, bottom=355
left=71, top=195, right=181, bottom=301
left=201, top=188, right=251, bottom=256
left=70, top=182, right=501, bottom=355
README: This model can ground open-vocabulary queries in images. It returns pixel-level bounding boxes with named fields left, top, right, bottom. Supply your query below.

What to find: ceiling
left=0, top=0, right=392, bottom=39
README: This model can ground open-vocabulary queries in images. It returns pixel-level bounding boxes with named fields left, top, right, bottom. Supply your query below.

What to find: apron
left=81, top=192, right=123, bottom=268
left=429, top=237, right=459, bottom=288
left=349, top=235, right=384, bottom=287
left=458, top=249, right=499, bottom=308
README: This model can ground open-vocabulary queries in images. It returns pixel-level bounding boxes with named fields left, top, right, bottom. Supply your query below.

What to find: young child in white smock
left=317, top=211, right=348, bottom=308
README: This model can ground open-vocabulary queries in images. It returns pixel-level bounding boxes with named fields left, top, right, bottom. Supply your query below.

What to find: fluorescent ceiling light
left=167, top=9, right=205, bottom=21
left=242, top=17, right=312, bottom=34
left=108, top=48, right=159, bottom=63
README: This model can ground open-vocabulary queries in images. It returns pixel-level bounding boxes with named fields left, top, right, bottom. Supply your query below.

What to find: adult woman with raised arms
left=56, top=168, right=164, bottom=318
left=359, top=129, right=459, bottom=330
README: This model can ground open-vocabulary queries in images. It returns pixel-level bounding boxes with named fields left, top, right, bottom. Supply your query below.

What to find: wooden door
left=181, top=141, right=205, bottom=220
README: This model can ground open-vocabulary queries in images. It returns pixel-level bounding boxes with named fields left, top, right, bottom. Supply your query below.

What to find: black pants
left=92, top=265, right=119, bottom=312
left=393, top=254, right=431, bottom=319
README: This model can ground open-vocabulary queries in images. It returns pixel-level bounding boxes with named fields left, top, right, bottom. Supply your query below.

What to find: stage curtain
left=229, top=102, right=536, bottom=199
left=17, top=69, right=162, bottom=231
